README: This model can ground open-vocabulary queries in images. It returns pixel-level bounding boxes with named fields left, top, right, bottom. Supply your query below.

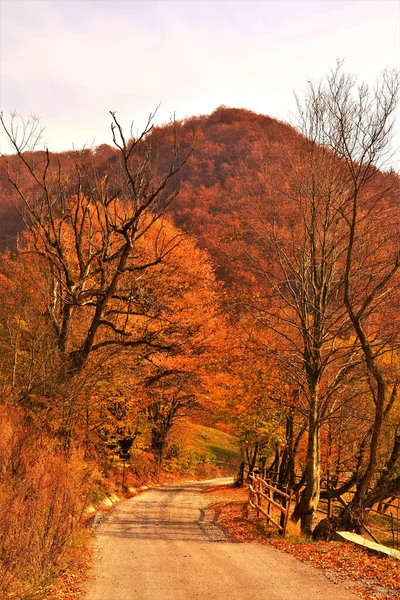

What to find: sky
left=1, top=0, right=399, bottom=166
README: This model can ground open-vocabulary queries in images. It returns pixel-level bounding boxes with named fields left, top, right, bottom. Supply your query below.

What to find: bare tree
left=234, top=139, right=363, bottom=533
left=0, top=111, right=193, bottom=379
left=298, top=64, right=400, bottom=530
left=229, top=64, right=399, bottom=534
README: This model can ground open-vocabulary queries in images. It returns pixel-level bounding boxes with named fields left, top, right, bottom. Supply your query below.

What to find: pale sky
left=1, top=0, right=399, bottom=166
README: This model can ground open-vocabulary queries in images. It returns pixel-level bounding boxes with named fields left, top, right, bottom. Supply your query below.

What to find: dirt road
left=85, top=478, right=357, bottom=600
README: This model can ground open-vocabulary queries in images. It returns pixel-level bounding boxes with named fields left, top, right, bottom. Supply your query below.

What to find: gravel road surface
left=85, top=478, right=357, bottom=600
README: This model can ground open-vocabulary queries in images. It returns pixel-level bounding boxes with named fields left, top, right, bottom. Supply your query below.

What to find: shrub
left=0, top=406, right=92, bottom=599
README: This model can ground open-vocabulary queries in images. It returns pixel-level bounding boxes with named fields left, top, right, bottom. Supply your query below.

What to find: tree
left=0, top=253, right=59, bottom=404
left=228, top=140, right=363, bottom=533
left=297, top=64, right=400, bottom=530
left=136, top=235, right=226, bottom=465
left=226, top=64, right=399, bottom=533
left=0, top=111, right=193, bottom=379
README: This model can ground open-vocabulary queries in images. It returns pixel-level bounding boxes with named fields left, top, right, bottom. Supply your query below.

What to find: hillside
left=174, top=421, right=241, bottom=473
left=1, top=105, right=398, bottom=285
left=0, top=107, right=298, bottom=248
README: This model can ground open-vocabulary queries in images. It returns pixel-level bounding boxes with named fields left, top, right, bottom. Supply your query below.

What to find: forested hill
left=1, top=104, right=398, bottom=281
left=0, top=107, right=297, bottom=257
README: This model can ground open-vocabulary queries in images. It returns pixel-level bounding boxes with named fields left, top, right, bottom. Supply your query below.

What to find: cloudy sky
left=1, top=0, right=399, bottom=164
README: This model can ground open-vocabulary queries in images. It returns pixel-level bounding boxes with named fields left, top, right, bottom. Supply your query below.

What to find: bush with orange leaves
left=0, top=405, right=93, bottom=599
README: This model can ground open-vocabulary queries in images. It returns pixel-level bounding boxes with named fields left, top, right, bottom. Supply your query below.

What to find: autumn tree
left=0, top=111, right=193, bottom=381
left=0, top=253, right=60, bottom=404
left=136, top=236, right=226, bottom=465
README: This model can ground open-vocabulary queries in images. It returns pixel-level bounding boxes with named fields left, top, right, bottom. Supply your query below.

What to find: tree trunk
left=278, top=411, right=301, bottom=489
left=151, top=426, right=168, bottom=466
left=246, top=441, right=259, bottom=476
left=292, top=399, right=320, bottom=535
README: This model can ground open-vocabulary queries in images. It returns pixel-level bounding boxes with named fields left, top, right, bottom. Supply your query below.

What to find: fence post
left=256, top=476, right=261, bottom=517
left=249, top=474, right=253, bottom=508
left=283, top=491, right=292, bottom=537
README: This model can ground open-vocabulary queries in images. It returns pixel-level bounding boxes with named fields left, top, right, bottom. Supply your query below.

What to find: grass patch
left=188, top=423, right=241, bottom=465
left=165, top=422, right=241, bottom=477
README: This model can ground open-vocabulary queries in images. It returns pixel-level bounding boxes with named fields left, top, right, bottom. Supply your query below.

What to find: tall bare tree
left=298, top=64, right=400, bottom=529
left=228, top=64, right=399, bottom=533
left=233, top=140, right=363, bottom=533
left=0, top=111, right=193, bottom=379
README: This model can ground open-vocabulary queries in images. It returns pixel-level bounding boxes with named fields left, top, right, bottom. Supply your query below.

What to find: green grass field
left=174, top=422, right=242, bottom=472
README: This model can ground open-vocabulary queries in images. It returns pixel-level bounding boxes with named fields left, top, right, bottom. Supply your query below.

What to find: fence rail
left=248, top=474, right=292, bottom=536
left=238, top=461, right=400, bottom=548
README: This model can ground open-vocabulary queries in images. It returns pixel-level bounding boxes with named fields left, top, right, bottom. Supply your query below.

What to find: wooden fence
left=248, top=473, right=293, bottom=536
left=238, top=461, right=399, bottom=548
